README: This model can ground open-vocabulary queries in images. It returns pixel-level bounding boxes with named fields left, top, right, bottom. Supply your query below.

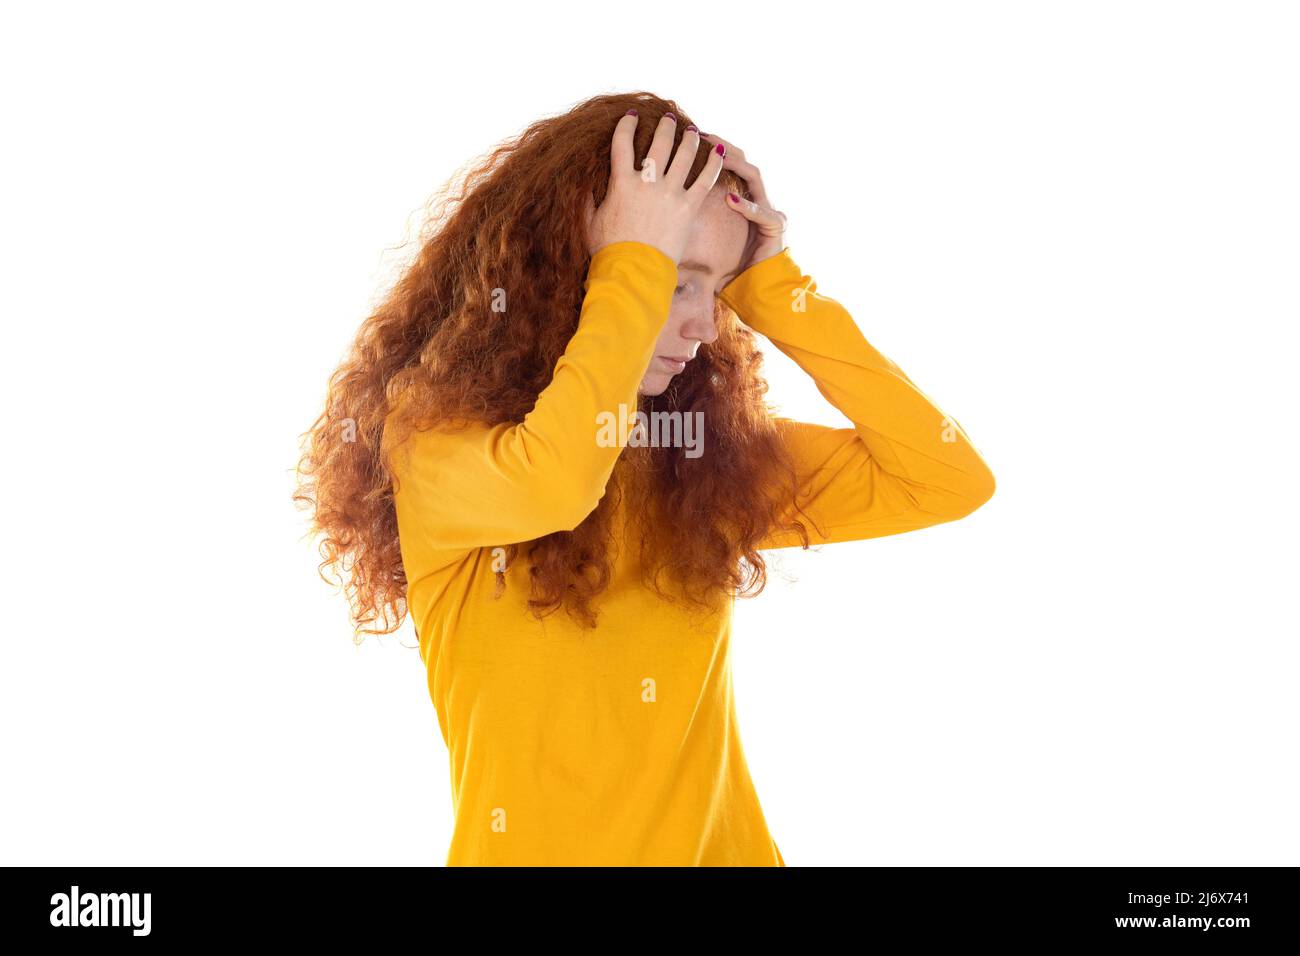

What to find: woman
left=295, top=92, right=995, bottom=866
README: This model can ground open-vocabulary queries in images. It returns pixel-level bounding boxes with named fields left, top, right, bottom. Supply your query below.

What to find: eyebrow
left=679, top=257, right=746, bottom=283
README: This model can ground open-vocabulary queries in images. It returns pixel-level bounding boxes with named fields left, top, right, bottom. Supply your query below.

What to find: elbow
left=557, top=468, right=624, bottom=531
left=531, top=482, right=605, bottom=537
left=949, top=466, right=996, bottom=520
left=559, top=490, right=603, bottom=533
left=497, top=430, right=609, bottom=537
left=913, top=466, right=995, bottom=525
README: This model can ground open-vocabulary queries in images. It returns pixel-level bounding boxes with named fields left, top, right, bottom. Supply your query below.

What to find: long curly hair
left=294, top=91, right=815, bottom=639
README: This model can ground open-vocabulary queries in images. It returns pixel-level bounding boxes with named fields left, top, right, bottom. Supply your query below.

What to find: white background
left=2, top=1, right=1296, bottom=866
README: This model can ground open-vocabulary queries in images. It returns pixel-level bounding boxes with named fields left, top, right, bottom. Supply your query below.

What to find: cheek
left=656, top=308, right=690, bottom=346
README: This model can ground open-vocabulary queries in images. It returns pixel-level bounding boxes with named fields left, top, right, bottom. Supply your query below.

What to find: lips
left=657, top=356, right=689, bottom=372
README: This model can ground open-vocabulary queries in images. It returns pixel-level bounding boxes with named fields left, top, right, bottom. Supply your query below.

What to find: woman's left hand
left=701, top=133, right=787, bottom=273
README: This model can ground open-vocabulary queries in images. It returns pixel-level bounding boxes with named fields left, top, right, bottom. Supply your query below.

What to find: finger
left=610, top=110, right=639, bottom=180
left=700, top=133, right=743, bottom=162
left=642, top=112, right=677, bottom=183
left=726, top=192, right=786, bottom=233
left=664, top=124, right=701, bottom=188
left=686, top=140, right=727, bottom=203
left=743, top=172, right=771, bottom=210
left=700, top=134, right=770, bottom=207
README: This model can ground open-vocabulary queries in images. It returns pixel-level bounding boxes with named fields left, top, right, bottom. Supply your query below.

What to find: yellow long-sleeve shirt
left=385, top=241, right=995, bottom=866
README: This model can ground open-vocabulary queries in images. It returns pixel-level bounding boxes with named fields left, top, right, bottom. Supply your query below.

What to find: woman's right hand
left=586, top=111, right=727, bottom=264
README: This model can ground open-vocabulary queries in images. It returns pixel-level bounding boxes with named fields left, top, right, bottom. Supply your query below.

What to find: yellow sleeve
left=717, top=247, right=996, bottom=549
left=386, top=240, right=678, bottom=553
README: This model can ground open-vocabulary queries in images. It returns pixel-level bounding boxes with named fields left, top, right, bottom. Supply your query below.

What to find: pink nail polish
left=728, top=192, right=739, bottom=203
left=664, top=112, right=676, bottom=122
left=626, top=108, right=638, bottom=116
left=715, top=143, right=725, bottom=156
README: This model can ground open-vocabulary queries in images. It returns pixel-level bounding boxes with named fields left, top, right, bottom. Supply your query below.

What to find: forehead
left=679, top=188, right=750, bottom=276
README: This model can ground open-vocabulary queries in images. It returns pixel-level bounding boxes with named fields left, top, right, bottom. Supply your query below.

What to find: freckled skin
left=638, top=189, right=750, bottom=397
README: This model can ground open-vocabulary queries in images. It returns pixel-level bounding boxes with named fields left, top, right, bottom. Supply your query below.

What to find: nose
left=681, top=306, right=720, bottom=348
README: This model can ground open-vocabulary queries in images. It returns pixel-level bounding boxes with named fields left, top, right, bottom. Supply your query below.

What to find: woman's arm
left=718, top=247, right=996, bottom=549
left=386, top=111, right=726, bottom=556
left=386, top=241, right=677, bottom=552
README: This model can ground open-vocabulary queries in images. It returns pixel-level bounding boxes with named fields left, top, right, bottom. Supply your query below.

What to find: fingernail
left=685, top=124, right=698, bottom=133
left=664, top=112, right=676, bottom=122
left=728, top=192, right=739, bottom=203
left=715, top=143, right=725, bottom=155
left=626, top=108, right=638, bottom=116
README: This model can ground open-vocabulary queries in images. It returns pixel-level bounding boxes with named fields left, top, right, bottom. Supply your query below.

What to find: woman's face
left=639, top=188, right=751, bottom=396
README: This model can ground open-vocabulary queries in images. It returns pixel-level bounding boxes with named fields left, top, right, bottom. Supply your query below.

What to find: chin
left=637, top=375, right=670, bottom=397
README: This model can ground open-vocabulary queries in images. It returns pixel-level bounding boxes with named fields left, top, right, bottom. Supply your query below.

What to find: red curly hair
left=294, top=91, right=815, bottom=638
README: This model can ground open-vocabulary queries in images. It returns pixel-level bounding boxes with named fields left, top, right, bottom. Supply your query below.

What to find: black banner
left=4, top=866, right=1293, bottom=944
